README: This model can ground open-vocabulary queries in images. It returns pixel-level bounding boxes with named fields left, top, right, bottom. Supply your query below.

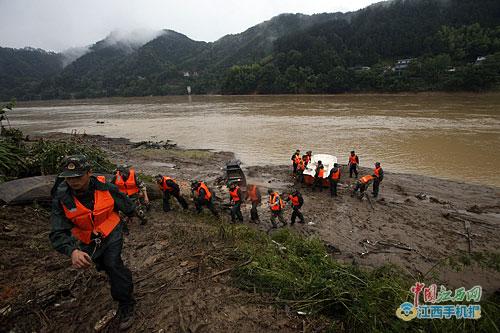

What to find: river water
left=11, top=94, right=500, bottom=187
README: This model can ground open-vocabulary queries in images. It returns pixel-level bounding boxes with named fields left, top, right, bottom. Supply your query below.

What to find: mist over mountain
left=1, top=0, right=499, bottom=100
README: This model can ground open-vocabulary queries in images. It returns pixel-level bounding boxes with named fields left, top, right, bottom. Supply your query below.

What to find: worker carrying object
left=348, top=151, right=359, bottom=178
left=268, top=189, right=287, bottom=228
left=246, top=184, right=261, bottom=223
left=328, top=163, right=341, bottom=197
left=191, top=180, right=219, bottom=217
left=286, top=190, right=305, bottom=225
left=303, top=151, right=312, bottom=167
left=228, top=181, right=243, bottom=223
left=312, top=160, right=325, bottom=192
left=291, top=149, right=301, bottom=175
left=49, top=155, right=136, bottom=331
left=351, top=175, right=374, bottom=199
left=111, top=165, right=149, bottom=228
left=296, top=157, right=306, bottom=183
left=371, top=162, right=384, bottom=198
left=155, top=174, right=189, bottom=212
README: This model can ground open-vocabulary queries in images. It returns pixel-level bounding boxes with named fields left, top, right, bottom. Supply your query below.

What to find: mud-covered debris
left=3, top=224, right=15, bottom=232
left=429, top=196, right=448, bottom=204
left=0, top=305, right=12, bottom=316
left=467, top=205, right=483, bottom=214
left=132, top=140, right=177, bottom=149
left=415, top=193, right=428, bottom=200
left=94, top=309, right=116, bottom=332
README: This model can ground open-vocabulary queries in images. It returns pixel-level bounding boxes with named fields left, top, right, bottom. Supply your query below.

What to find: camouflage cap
left=58, top=155, right=91, bottom=178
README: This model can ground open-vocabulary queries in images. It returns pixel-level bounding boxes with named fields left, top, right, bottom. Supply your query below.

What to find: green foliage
left=28, top=139, right=114, bottom=175
left=0, top=139, right=27, bottom=180
left=225, top=226, right=500, bottom=332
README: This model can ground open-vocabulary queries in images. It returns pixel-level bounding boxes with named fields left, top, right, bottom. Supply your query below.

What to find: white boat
left=303, top=154, right=337, bottom=186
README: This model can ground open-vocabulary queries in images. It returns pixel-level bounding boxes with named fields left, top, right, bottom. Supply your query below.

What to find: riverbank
left=1, top=132, right=499, bottom=332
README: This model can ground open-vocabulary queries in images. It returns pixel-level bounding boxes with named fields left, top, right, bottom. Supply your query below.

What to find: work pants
left=230, top=202, right=243, bottom=222
left=195, top=198, right=219, bottom=217
left=162, top=190, right=188, bottom=212
left=270, top=210, right=286, bottom=228
left=250, top=201, right=260, bottom=222
left=349, top=164, right=358, bottom=178
left=373, top=178, right=382, bottom=197
left=291, top=206, right=304, bottom=224
left=80, top=224, right=135, bottom=308
left=312, top=176, right=323, bottom=191
left=329, top=180, right=338, bottom=197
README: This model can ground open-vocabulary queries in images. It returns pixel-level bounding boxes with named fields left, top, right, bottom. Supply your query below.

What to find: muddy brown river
left=11, top=94, right=500, bottom=187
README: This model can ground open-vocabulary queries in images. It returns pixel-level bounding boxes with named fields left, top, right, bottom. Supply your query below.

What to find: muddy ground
left=1, top=133, right=499, bottom=332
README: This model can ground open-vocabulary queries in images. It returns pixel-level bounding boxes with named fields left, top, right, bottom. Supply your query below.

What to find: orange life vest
left=160, top=176, right=176, bottom=192
left=293, top=155, right=302, bottom=165
left=303, top=155, right=311, bottom=165
left=318, top=168, right=325, bottom=178
left=298, top=160, right=305, bottom=171
left=349, top=155, right=358, bottom=165
left=289, top=194, right=300, bottom=207
left=374, top=167, right=382, bottom=177
left=360, top=175, right=373, bottom=184
left=330, top=168, right=340, bottom=181
left=196, top=182, right=212, bottom=200
left=61, top=190, right=120, bottom=245
left=229, top=186, right=241, bottom=202
left=114, top=169, right=139, bottom=196
left=96, top=175, right=106, bottom=183
left=269, top=192, right=284, bottom=211
left=247, top=185, right=259, bottom=202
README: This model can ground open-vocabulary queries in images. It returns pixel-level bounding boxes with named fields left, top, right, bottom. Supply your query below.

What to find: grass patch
left=218, top=225, right=500, bottom=332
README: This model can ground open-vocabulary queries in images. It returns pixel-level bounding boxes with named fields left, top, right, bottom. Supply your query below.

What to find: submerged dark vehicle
left=225, top=160, right=246, bottom=190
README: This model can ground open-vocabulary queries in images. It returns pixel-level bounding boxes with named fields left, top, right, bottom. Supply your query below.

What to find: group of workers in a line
left=227, top=181, right=305, bottom=228
left=48, top=153, right=310, bottom=331
left=48, top=149, right=383, bottom=330
left=291, top=149, right=384, bottom=199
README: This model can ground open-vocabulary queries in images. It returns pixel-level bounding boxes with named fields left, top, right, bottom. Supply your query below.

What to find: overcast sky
left=0, top=0, right=380, bottom=52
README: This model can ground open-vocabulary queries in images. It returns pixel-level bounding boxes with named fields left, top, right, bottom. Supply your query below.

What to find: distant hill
left=1, top=0, right=499, bottom=100
left=0, top=47, right=63, bottom=100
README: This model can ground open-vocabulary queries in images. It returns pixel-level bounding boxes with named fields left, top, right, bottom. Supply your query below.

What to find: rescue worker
left=246, top=184, right=261, bottom=223
left=268, top=188, right=286, bottom=228
left=191, top=180, right=219, bottom=217
left=286, top=190, right=305, bottom=225
left=111, top=165, right=149, bottom=227
left=372, top=162, right=384, bottom=198
left=303, top=151, right=312, bottom=167
left=312, top=160, right=325, bottom=192
left=348, top=151, right=359, bottom=178
left=291, top=149, right=301, bottom=175
left=351, top=175, right=374, bottom=199
left=228, top=181, right=243, bottom=223
left=49, top=155, right=136, bottom=331
left=296, top=157, right=306, bottom=183
left=155, top=174, right=188, bottom=212
left=328, top=163, right=341, bottom=197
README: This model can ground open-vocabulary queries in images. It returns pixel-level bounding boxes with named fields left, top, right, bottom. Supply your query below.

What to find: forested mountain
left=0, top=47, right=63, bottom=100
left=1, top=0, right=499, bottom=100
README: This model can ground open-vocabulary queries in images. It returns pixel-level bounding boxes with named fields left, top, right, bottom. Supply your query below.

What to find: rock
left=415, top=193, right=428, bottom=200
left=3, top=224, right=15, bottom=232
